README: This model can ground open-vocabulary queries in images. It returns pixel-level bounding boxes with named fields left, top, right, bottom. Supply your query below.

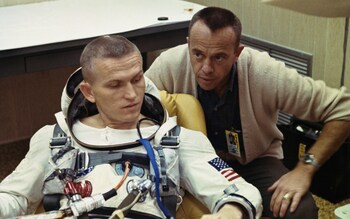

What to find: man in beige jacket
left=145, top=6, right=350, bottom=219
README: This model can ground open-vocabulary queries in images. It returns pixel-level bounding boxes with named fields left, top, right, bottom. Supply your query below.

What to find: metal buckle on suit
left=49, top=136, right=70, bottom=148
left=76, top=151, right=89, bottom=172
left=160, top=136, right=180, bottom=148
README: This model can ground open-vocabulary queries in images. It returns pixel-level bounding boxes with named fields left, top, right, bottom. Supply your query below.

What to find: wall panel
left=324, top=19, right=346, bottom=87
left=0, top=66, right=78, bottom=145
left=312, top=18, right=328, bottom=81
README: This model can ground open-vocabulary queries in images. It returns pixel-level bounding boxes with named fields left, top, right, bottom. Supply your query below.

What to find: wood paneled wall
left=188, top=0, right=350, bottom=89
left=0, top=66, right=78, bottom=145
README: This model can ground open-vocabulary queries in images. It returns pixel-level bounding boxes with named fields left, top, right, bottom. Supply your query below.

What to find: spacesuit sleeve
left=0, top=125, right=53, bottom=217
left=178, top=128, right=263, bottom=219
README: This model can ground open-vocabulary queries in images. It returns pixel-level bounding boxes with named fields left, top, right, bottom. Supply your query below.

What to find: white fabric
left=0, top=115, right=263, bottom=218
left=154, top=116, right=178, bottom=146
left=73, top=120, right=159, bottom=145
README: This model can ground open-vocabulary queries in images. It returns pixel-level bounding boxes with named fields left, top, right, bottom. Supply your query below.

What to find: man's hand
left=267, top=163, right=314, bottom=218
left=268, top=120, right=350, bottom=218
left=201, top=203, right=243, bottom=219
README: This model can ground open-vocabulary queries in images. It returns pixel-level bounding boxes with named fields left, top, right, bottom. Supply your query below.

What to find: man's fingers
left=289, top=193, right=302, bottom=212
left=278, top=192, right=294, bottom=218
left=271, top=191, right=295, bottom=218
left=267, top=180, right=278, bottom=192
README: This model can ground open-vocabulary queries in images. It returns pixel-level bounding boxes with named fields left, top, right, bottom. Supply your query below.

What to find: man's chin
left=197, top=79, right=215, bottom=90
left=124, top=111, right=142, bottom=121
left=198, top=83, right=215, bottom=91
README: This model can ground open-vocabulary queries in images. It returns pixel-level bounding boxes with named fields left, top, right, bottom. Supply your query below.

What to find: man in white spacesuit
left=0, top=35, right=262, bottom=219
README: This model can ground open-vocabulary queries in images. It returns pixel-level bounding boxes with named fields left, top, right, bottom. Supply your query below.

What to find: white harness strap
left=154, top=117, right=178, bottom=146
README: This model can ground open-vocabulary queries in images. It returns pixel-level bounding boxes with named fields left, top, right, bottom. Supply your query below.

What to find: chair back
left=159, top=90, right=207, bottom=135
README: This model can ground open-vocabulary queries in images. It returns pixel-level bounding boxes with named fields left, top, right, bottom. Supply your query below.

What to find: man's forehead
left=189, top=37, right=235, bottom=55
left=93, top=53, right=142, bottom=69
left=113, top=53, right=142, bottom=69
left=189, top=24, right=235, bottom=49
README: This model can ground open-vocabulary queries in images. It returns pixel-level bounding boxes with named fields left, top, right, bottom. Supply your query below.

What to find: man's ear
left=79, top=81, right=95, bottom=103
left=233, top=44, right=245, bottom=62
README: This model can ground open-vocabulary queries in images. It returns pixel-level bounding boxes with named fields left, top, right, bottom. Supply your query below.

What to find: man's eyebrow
left=134, top=70, right=143, bottom=77
left=191, top=48, right=202, bottom=52
left=106, top=79, right=120, bottom=84
left=213, top=52, right=228, bottom=57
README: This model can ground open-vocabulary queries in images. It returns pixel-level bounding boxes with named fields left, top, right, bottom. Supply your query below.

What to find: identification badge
left=225, top=130, right=242, bottom=158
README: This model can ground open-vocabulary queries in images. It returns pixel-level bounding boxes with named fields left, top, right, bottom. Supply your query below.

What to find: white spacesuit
left=0, top=69, right=262, bottom=219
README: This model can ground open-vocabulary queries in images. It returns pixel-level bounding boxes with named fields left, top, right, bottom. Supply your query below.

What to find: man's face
left=81, top=52, right=145, bottom=129
left=188, top=21, right=242, bottom=96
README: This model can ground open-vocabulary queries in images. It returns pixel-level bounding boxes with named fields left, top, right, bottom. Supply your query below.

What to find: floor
left=0, top=139, right=349, bottom=218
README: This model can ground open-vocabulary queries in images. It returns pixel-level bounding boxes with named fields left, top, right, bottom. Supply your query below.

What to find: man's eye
left=194, top=52, right=203, bottom=60
left=133, top=75, right=143, bottom=83
left=109, top=82, right=120, bottom=88
left=215, top=56, right=225, bottom=62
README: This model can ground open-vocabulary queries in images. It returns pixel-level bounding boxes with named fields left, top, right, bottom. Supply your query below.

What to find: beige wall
left=188, top=0, right=350, bottom=89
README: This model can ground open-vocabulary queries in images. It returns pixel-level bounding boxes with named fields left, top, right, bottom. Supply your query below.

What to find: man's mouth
left=124, top=102, right=139, bottom=109
left=199, top=76, right=214, bottom=83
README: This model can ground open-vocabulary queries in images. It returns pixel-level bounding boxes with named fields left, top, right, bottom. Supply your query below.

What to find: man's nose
left=124, top=83, right=137, bottom=99
left=202, top=58, right=213, bottom=74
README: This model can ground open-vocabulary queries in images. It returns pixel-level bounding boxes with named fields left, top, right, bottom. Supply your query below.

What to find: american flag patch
left=208, top=157, right=240, bottom=182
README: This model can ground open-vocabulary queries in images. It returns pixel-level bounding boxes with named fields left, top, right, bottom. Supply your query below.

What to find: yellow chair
left=159, top=90, right=206, bottom=135
left=159, top=90, right=210, bottom=219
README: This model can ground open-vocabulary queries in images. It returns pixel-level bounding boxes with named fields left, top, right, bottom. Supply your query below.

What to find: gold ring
left=282, top=193, right=291, bottom=200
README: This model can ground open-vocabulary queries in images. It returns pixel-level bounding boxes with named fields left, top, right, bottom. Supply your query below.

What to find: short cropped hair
left=189, top=7, right=242, bottom=49
left=80, top=35, right=139, bottom=81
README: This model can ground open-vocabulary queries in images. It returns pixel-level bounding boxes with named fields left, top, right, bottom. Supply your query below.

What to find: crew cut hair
left=189, top=7, right=242, bottom=48
left=80, top=35, right=139, bottom=80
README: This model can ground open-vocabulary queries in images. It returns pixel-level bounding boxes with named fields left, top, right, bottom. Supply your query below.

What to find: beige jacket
left=145, top=44, right=350, bottom=164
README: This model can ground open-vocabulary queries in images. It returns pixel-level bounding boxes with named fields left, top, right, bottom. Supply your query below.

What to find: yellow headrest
left=159, top=90, right=207, bottom=135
